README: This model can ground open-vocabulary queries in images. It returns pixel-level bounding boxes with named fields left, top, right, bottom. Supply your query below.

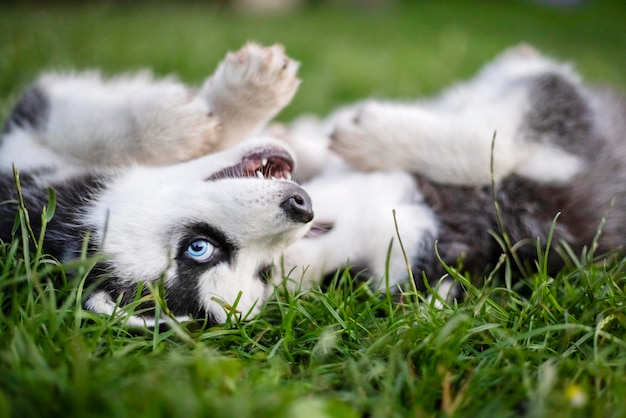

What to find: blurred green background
left=1, top=0, right=625, bottom=121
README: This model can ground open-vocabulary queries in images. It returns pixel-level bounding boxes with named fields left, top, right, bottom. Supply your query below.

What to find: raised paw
left=200, top=43, right=301, bottom=148
left=329, top=101, right=407, bottom=172
left=204, top=43, right=300, bottom=118
left=224, top=43, right=300, bottom=107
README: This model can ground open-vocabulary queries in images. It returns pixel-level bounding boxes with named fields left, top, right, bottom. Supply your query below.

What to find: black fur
left=415, top=173, right=612, bottom=283
left=412, top=72, right=626, bottom=286
left=0, top=170, right=106, bottom=262
left=169, top=223, right=237, bottom=318
left=0, top=170, right=231, bottom=325
left=3, top=51, right=626, bottom=323
left=343, top=72, right=626, bottom=291
left=0, top=170, right=165, bottom=320
left=525, top=73, right=595, bottom=156
left=2, top=85, right=49, bottom=134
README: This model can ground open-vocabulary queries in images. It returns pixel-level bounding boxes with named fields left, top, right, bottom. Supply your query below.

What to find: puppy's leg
left=330, top=47, right=584, bottom=186
left=1, top=43, right=300, bottom=172
left=200, top=43, right=300, bottom=150
left=329, top=99, right=530, bottom=184
left=1, top=71, right=222, bottom=171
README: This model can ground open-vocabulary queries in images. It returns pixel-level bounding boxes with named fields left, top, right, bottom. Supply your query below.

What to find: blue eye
left=186, top=239, right=215, bottom=263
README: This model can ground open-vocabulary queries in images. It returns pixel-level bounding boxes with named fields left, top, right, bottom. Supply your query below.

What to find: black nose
left=281, top=188, right=314, bottom=224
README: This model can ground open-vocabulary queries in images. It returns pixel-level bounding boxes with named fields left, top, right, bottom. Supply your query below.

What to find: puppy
left=276, top=45, right=626, bottom=298
left=0, top=43, right=312, bottom=326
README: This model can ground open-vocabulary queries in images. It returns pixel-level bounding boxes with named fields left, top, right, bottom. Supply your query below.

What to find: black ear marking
left=3, top=85, right=50, bottom=134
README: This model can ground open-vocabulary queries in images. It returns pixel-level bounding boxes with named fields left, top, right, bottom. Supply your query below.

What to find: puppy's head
left=84, top=138, right=313, bottom=326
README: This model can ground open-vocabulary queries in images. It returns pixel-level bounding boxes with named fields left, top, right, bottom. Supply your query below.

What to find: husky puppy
left=276, top=45, right=626, bottom=297
left=0, top=43, right=313, bottom=326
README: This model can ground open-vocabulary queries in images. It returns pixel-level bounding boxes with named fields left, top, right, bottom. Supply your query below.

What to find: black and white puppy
left=3, top=43, right=625, bottom=323
left=0, top=43, right=313, bottom=326
left=276, top=45, right=626, bottom=298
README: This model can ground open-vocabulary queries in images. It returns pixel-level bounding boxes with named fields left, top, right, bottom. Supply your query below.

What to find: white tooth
left=256, top=171, right=264, bottom=179
left=261, top=158, right=268, bottom=167
left=271, top=176, right=277, bottom=180
left=286, top=172, right=292, bottom=181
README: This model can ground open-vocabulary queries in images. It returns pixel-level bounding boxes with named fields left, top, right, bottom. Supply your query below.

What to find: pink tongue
left=304, top=222, right=333, bottom=238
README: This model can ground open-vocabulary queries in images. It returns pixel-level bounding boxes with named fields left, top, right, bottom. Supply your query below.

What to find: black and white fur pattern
left=275, top=44, right=626, bottom=298
left=0, top=43, right=313, bottom=327
left=2, top=43, right=625, bottom=323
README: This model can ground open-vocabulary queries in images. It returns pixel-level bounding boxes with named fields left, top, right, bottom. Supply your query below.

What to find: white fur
left=3, top=43, right=608, bottom=324
left=274, top=44, right=594, bottom=292
left=0, top=129, right=78, bottom=176
left=280, top=169, right=437, bottom=290
left=202, top=43, right=301, bottom=150
left=83, top=138, right=309, bottom=323
left=1, top=42, right=300, bottom=176
left=1, top=43, right=309, bottom=325
left=426, top=278, right=458, bottom=309
left=84, top=291, right=192, bottom=327
left=329, top=44, right=584, bottom=185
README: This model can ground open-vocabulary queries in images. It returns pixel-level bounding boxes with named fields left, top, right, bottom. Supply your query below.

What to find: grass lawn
left=1, top=1, right=626, bottom=417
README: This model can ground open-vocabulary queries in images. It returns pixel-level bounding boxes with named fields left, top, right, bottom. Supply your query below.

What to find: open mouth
left=207, top=146, right=294, bottom=181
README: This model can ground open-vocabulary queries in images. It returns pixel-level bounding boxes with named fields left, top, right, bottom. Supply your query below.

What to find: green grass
left=3, top=215, right=626, bottom=417
left=2, top=1, right=626, bottom=417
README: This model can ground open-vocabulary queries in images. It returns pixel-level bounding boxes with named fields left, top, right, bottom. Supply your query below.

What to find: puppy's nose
left=281, top=187, right=314, bottom=223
